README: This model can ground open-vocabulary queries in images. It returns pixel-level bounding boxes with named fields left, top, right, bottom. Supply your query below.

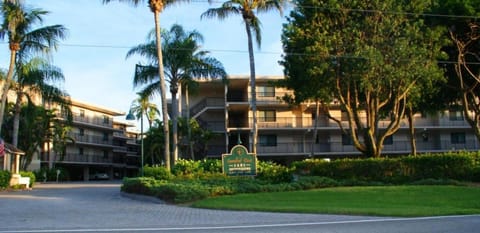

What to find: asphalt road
left=0, top=182, right=479, bottom=233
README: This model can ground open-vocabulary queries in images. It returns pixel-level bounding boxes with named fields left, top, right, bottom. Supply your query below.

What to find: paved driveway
left=0, top=182, right=479, bottom=233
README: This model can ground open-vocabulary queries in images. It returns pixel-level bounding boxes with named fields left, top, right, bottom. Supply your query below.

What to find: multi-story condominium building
left=183, top=75, right=480, bottom=162
left=37, top=99, right=140, bottom=181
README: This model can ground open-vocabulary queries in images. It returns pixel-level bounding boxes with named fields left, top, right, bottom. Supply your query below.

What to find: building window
left=79, top=128, right=84, bottom=136
left=103, top=150, right=109, bottom=159
left=79, top=147, right=84, bottom=155
left=342, top=133, right=352, bottom=145
left=451, top=132, right=466, bottom=144
left=421, top=132, right=429, bottom=142
left=103, top=132, right=109, bottom=141
left=103, top=115, right=109, bottom=124
left=259, top=110, right=276, bottom=122
left=258, top=86, right=275, bottom=97
left=79, top=109, right=85, bottom=118
left=383, top=135, right=393, bottom=145
left=449, top=110, right=464, bottom=121
left=259, top=135, right=277, bottom=146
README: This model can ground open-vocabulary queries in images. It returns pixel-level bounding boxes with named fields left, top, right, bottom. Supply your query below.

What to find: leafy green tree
left=177, top=117, right=214, bottom=160
left=127, top=24, right=226, bottom=163
left=449, top=23, right=480, bottom=143
left=142, top=119, right=164, bottom=166
left=3, top=104, right=55, bottom=169
left=201, top=0, right=286, bottom=154
left=50, top=120, right=74, bottom=165
left=0, top=1, right=67, bottom=135
left=429, top=0, right=480, bottom=144
left=281, top=0, right=445, bottom=157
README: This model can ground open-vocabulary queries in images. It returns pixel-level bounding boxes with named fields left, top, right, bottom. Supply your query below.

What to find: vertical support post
left=140, top=109, right=144, bottom=177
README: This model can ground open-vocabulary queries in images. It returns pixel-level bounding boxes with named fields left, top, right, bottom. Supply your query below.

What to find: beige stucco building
left=183, top=75, right=479, bottom=162
left=34, top=99, right=140, bottom=181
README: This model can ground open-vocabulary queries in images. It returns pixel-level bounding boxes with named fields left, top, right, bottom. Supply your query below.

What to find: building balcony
left=41, top=153, right=112, bottom=164
left=205, top=139, right=480, bottom=157
left=69, top=133, right=113, bottom=146
left=223, top=117, right=474, bottom=130
left=257, top=139, right=480, bottom=156
left=71, top=113, right=112, bottom=128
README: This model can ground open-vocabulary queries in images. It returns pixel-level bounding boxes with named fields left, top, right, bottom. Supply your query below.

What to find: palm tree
left=11, top=56, right=70, bottom=148
left=129, top=92, right=160, bottom=164
left=127, top=24, right=226, bottom=161
left=102, top=0, right=191, bottom=171
left=0, top=1, right=67, bottom=135
left=201, top=0, right=286, bottom=154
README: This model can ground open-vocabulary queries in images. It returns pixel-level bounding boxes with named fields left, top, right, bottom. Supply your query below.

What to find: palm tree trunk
left=185, top=84, right=194, bottom=159
left=171, top=85, right=178, bottom=162
left=12, top=92, right=22, bottom=147
left=0, top=50, right=17, bottom=135
left=153, top=11, right=170, bottom=171
left=245, top=23, right=257, bottom=155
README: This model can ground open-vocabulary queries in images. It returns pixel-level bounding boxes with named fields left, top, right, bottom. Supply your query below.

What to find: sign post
left=222, top=145, right=257, bottom=176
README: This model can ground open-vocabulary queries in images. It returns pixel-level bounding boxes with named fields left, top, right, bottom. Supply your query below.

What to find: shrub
left=400, top=153, right=475, bottom=181
left=291, top=158, right=329, bottom=175
left=143, top=165, right=173, bottom=180
left=0, top=170, right=11, bottom=189
left=152, top=182, right=210, bottom=203
left=256, top=161, right=293, bottom=183
left=410, top=178, right=463, bottom=186
left=472, top=166, right=480, bottom=182
left=121, top=177, right=162, bottom=195
left=292, top=152, right=478, bottom=183
left=200, top=159, right=222, bottom=173
left=295, top=176, right=339, bottom=189
left=172, top=159, right=204, bottom=178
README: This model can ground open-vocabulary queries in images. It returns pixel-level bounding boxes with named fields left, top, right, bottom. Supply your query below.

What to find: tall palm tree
left=0, top=1, right=67, bottom=135
left=102, top=0, right=190, bottom=171
left=201, top=0, right=286, bottom=154
left=127, top=24, right=227, bottom=161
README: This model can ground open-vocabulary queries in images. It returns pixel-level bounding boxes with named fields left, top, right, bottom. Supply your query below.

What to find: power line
left=0, top=41, right=282, bottom=55
left=296, top=5, right=480, bottom=20
left=202, top=0, right=480, bottom=19
left=3, top=42, right=480, bottom=65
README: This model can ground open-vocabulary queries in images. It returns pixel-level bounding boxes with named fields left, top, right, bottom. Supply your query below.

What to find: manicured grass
left=191, top=185, right=480, bottom=217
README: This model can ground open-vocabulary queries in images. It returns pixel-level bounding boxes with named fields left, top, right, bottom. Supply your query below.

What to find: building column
left=14, top=154, right=20, bottom=174
left=83, top=167, right=90, bottom=181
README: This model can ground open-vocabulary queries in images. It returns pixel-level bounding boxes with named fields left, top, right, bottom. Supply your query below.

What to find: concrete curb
left=120, top=191, right=166, bottom=204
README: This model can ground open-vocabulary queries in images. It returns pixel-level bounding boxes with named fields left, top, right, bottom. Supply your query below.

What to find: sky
left=0, top=0, right=290, bottom=122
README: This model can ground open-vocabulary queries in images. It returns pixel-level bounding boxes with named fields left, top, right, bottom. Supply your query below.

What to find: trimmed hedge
left=121, top=175, right=342, bottom=204
left=256, top=161, right=293, bottom=183
left=292, top=152, right=479, bottom=183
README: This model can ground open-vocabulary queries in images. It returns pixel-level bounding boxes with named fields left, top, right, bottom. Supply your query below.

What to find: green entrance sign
left=222, top=145, right=257, bottom=176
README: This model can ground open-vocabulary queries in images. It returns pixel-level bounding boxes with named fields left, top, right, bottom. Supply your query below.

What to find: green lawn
left=191, top=185, right=480, bottom=217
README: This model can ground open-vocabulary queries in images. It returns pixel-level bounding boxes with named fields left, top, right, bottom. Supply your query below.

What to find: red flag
left=0, top=138, right=4, bottom=157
